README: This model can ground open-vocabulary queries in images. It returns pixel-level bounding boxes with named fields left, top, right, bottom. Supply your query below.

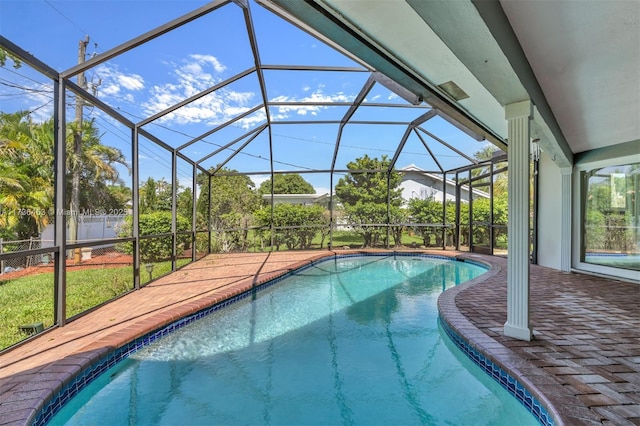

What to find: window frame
left=572, top=151, right=640, bottom=282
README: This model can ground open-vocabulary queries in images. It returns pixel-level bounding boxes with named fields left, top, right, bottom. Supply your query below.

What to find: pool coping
left=439, top=253, right=561, bottom=426
left=4, top=250, right=566, bottom=426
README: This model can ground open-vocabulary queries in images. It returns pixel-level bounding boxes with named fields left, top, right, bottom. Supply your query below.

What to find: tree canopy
left=257, top=173, right=315, bottom=198
left=0, top=49, right=21, bottom=69
left=254, top=203, right=325, bottom=250
left=335, top=155, right=403, bottom=247
left=139, top=177, right=172, bottom=214
left=196, top=167, right=260, bottom=251
left=63, top=118, right=129, bottom=213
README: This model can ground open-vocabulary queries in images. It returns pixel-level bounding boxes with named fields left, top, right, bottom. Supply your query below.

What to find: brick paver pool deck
left=0, top=250, right=638, bottom=425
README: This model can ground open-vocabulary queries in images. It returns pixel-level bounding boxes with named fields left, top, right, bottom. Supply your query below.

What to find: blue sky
left=0, top=0, right=489, bottom=194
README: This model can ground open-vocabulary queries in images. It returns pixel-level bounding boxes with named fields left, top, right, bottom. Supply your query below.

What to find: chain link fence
left=0, top=238, right=46, bottom=273
left=1, top=214, right=128, bottom=274
left=0, top=239, right=129, bottom=275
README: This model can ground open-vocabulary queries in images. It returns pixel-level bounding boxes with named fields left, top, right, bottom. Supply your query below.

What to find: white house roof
left=399, top=164, right=490, bottom=199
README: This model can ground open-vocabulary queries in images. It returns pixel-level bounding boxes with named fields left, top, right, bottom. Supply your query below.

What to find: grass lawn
left=325, top=231, right=364, bottom=248
left=0, top=271, right=55, bottom=351
left=246, top=229, right=430, bottom=251
left=321, top=230, right=426, bottom=249
left=0, top=257, right=193, bottom=351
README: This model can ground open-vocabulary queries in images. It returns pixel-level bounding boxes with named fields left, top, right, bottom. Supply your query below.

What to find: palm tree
left=64, top=118, right=128, bottom=249
left=0, top=111, right=53, bottom=238
left=472, top=143, right=508, bottom=198
left=0, top=111, right=128, bottom=241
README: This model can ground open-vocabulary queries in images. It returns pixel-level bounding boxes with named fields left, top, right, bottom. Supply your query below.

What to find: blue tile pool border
left=32, top=252, right=483, bottom=425
left=439, top=317, right=555, bottom=426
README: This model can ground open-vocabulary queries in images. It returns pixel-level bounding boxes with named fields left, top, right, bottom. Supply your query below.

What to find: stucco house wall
left=399, top=165, right=488, bottom=203
left=537, top=152, right=563, bottom=270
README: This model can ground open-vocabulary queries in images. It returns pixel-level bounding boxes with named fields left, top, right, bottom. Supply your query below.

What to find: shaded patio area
left=0, top=250, right=638, bottom=425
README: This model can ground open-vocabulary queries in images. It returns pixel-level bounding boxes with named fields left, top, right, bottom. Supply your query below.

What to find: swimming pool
left=585, top=252, right=640, bottom=271
left=47, top=254, right=539, bottom=425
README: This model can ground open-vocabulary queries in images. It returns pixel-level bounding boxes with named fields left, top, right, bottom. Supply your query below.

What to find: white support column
left=560, top=167, right=572, bottom=272
left=504, top=100, right=533, bottom=341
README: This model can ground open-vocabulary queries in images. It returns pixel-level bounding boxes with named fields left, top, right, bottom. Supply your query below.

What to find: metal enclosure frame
left=0, top=0, right=516, bottom=335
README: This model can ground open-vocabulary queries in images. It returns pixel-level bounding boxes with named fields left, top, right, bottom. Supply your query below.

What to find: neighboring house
left=399, top=164, right=489, bottom=204
left=261, top=166, right=489, bottom=208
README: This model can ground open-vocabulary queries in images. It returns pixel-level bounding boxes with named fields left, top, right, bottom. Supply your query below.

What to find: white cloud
left=270, top=87, right=352, bottom=119
left=94, top=64, right=145, bottom=103
left=314, top=186, right=331, bottom=196
left=250, top=174, right=270, bottom=188
left=238, top=109, right=267, bottom=130
left=118, top=74, right=144, bottom=91
left=142, top=54, right=256, bottom=127
left=100, top=83, right=120, bottom=97
left=83, top=55, right=359, bottom=136
left=226, top=91, right=253, bottom=104
left=190, top=54, right=227, bottom=73
left=25, top=82, right=55, bottom=122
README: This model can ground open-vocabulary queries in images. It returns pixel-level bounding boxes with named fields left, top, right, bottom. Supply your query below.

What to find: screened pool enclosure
left=0, top=0, right=527, bottom=349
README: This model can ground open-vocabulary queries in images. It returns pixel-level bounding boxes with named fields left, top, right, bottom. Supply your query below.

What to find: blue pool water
left=585, top=253, right=640, bottom=271
left=50, top=255, right=538, bottom=425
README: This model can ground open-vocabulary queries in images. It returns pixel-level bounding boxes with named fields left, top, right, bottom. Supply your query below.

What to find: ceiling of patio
left=262, top=0, right=640, bottom=168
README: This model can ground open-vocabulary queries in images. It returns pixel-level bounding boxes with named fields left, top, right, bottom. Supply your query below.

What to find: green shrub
left=254, top=204, right=327, bottom=250
left=118, top=212, right=191, bottom=261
